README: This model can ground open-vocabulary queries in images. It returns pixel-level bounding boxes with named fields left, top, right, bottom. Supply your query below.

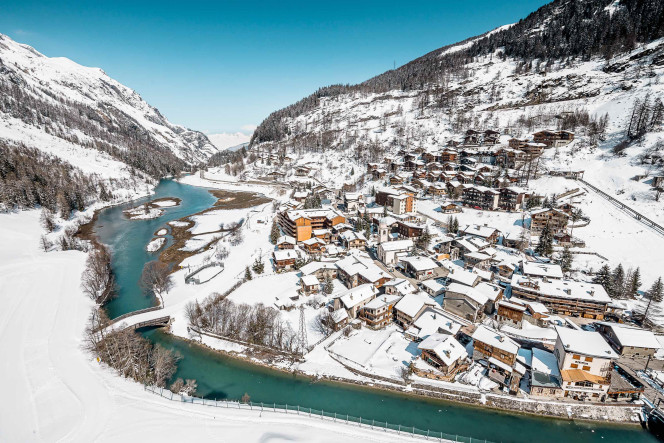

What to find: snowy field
left=0, top=210, right=424, bottom=443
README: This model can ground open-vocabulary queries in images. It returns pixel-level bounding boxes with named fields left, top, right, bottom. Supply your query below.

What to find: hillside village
left=186, top=124, right=664, bottom=407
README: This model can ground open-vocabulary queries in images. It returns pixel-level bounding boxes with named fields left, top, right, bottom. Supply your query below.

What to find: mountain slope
left=251, top=0, right=664, bottom=147
left=0, top=33, right=218, bottom=179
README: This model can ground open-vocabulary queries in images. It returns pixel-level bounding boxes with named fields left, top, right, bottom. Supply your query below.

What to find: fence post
left=285, top=403, right=287, bottom=413
left=322, top=409, right=324, bottom=420
left=274, top=403, right=276, bottom=412
left=398, top=424, right=400, bottom=435
left=297, top=405, right=299, bottom=414
left=334, top=412, right=336, bottom=422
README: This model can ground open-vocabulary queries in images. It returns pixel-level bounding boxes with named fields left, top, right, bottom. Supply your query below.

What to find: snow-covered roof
left=340, top=230, right=368, bottom=242
left=363, top=293, right=402, bottom=310
left=461, top=224, right=499, bottom=239
left=418, top=333, right=468, bottom=366
left=338, top=284, right=377, bottom=309
left=331, top=308, right=348, bottom=323
left=421, top=279, right=445, bottom=293
left=412, top=307, right=462, bottom=338
left=394, top=291, right=435, bottom=318
left=299, top=261, right=337, bottom=275
left=273, top=249, right=299, bottom=261
left=302, top=237, right=326, bottom=246
left=383, top=278, right=417, bottom=296
left=511, top=275, right=611, bottom=304
left=276, top=235, right=296, bottom=245
left=474, top=282, right=502, bottom=302
left=446, top=282, right=489, bottom=306
left=472, top=325, right=519, bottom=355
left=335, top=254, right=389, bottom=283
left=379, top=239, right=413, bottom=252
left=442, top=262, right=480, bottom=287
left=300, top=275, right=319, bottom=287
left=531, top=348, right=560, bottom=377
left=555, top=326, right=618, bottom=359
left=401, top=255, right=438, bottom=272
left=522, top=262, right=564, bottom=279
left=604, top=324, right=661, bottom=350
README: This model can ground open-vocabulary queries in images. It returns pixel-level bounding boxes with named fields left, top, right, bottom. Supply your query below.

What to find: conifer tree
left=323, top=275, right=334, bottom=295
left=270, top=220, right=280, bottom=244
left=559, top=246, right=573, bottom=273
left=535, top=224, right=553, bottom=257
left=244, top=266, right=252, bottom=281
left=611, top=264, right=625, bottom=298
left=627, top=267, right=641, bottom=299
left=644, top=277, right=663, bottom=322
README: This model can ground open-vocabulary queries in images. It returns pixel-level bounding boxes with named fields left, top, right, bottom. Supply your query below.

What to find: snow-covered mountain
left=0, top=33, right=218, bottom=175
left=248, top=0, right=664, bottom=214
left=208, top=132, right=251, bottom=150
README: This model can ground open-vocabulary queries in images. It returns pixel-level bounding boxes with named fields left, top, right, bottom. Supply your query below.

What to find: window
left=584, top=356, right=593, bottom=362
left=582, top=366, right=591, bottom=371
left=570, top=363, right=578, bottom=369
left=572, top=354, right=580, bottom=360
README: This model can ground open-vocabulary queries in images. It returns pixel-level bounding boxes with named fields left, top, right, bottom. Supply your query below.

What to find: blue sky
left=2, top=1, right=548, bottom=134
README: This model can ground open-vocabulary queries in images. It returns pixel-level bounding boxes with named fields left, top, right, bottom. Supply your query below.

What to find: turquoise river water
left=93, top=179, right=657, bottom=443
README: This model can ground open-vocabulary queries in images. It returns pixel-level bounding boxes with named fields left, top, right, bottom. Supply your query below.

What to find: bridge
left=100, top=307, right=172, bottom=336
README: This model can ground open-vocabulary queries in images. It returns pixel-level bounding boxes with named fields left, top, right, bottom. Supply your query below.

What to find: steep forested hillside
left=251, top=0, right=664, bottom=146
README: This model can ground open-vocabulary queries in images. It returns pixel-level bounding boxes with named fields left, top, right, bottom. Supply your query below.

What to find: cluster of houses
left=259, top=126, right=664, bottom=403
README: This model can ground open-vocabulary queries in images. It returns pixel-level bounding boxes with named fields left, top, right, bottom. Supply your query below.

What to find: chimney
left=498, top=336, right=505, bottom=342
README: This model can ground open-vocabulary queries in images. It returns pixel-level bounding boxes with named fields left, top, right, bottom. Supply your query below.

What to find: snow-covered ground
left=0, top=210, right=424, bottom=443
left=146, top=237, right=166, bottom=252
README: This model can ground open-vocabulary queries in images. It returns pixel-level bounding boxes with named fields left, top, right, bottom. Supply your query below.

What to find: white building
left=377, top=239, right=413, bottom=265
left=553, top=327, right=618, bottom=401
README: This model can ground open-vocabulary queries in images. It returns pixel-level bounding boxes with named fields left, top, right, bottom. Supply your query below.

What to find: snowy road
left=0, top=211, right=421, bottom=442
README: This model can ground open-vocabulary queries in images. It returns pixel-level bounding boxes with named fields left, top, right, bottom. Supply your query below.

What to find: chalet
left=333, top=284, right=378, bottom=319
left=554, top=327, right=617, bottom=401
left=389, top=174, right=405, bottom=185
left=472, top=325, right=523, bottom=393
left=533, top=130, right=574, bottom=148
left=344, top=192, right=365, bottom=213
left=461, top=185, right=500, bottom=210
left=394, top=291, right=436, bottom=327
left=372, top=168, right=387, bottom=180
left=276, top=235, right=296, bottom=249
left=442, top=262, right=482, bottom=287
left=459, top=224, right=500, bottom=244
left=502, top=231, right=528, bottom=250
left=335, top=254, right=391, bottom=289
left=415, top=333, right=468, bottom=379
left=443, top=283, right=489, bottom=322
left=301, top=237, right=326, bottom=254
left=401, top=256, right=440, bottom=281
left=273, top=249, right=300, bottom=271
left=496, top=300, right=527, bottom=328
left=530, top=208, right=568, bottom=235
left=383, top=278, right=418, bottom=297
left=498, top=187, right=526, bottom=211
left=300, top=275, right=320, bottom=295
left=339, top=230, right=368, bottom=249
left=428, top=183, right=448, bottom=197
left=295, top=165, right=312, bottom=176
left=359, top=293, right=401, bottom=330
left=440, top=203, right=462, bottom=214
left=299, top=261, right=338, bottom=280
left=397, top=220, right=426, bottom=239
left=404, top=307, right=463, bottom=341
left=330, top=308, right=349, bottom=331
left=452, top=236, right=491, bottom=259
left=464, top=251, right=492, bottom=270
left=312, top=228, right=331, bottom=243
left=511, top=275, right=611, bottom=319
left=377, top=239, right=413, bottom=266
left=596, top=323, right=661, bottom=358
left=421, top=279, right=445, bottom=297
left=495, top=261, right=517, bottom=279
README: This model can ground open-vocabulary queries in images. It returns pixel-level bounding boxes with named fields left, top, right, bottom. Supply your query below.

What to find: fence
left=144, top=385, right=494, bottom=443
left=184, top=261, right=224, bottom=284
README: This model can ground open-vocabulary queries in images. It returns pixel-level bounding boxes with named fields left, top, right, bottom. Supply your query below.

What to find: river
left=93, top=179, right=657, bottom=443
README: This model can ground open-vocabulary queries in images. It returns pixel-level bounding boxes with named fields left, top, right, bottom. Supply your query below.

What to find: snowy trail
left=0, top=211, right=421, bottom=442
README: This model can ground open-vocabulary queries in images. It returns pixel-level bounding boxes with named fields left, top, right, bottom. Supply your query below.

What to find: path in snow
left=0, top=211, right=422, bottom=443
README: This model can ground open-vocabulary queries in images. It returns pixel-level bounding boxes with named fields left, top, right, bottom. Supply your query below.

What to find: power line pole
left=298, top=305, right=308, bottom=356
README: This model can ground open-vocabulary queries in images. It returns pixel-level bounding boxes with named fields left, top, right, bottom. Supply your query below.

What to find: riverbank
left=157, top=189, right=270, bottom=267
left=0, top=210, right=419, bottom=443
left=179, top=324, right=643, bottom=425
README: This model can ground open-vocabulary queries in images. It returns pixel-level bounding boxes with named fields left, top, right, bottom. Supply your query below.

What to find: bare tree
left=140, top=261, right=173, bottom=306
left=81, top=245, right=115, bottom=304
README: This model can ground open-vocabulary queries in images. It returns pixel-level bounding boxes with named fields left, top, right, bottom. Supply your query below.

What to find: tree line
left=185, top=293, right=300, bottom=353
